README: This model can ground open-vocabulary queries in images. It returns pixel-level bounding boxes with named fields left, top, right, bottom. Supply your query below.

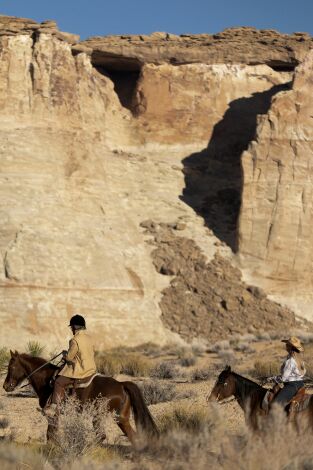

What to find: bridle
left=12, top=352, right=63, bottom=390
left=207, top=378, right=235, bottom=404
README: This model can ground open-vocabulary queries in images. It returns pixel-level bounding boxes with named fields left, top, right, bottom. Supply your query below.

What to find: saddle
left=49, top=372, right=102, bottom=390
left=68, top=373, right=102, bottom=390
left=261, top=384, right=307, bottom=413
left=288, top=388, right=310, bottom=413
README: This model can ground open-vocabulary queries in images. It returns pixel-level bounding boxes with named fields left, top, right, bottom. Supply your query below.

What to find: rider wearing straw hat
left=271, top=336, right=306, bottom=407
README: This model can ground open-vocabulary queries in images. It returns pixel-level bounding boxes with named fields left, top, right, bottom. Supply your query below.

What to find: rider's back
left=59, top=329, right=96, bottom=379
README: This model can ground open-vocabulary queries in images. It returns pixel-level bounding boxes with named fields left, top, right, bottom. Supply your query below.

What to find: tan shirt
left=59, top=329, right=96, bottom=379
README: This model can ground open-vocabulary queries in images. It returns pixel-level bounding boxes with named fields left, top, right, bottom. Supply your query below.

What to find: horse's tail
left=122, top=381, right=159, bottom=438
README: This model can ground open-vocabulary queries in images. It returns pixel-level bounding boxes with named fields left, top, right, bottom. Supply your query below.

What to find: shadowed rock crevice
left=94, top=66, right=141, bottom=112
left=181, top=82, right=291, bottom=252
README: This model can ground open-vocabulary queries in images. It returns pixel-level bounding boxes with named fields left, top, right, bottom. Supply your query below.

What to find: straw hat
left=281, top=336, right=304, bottom=352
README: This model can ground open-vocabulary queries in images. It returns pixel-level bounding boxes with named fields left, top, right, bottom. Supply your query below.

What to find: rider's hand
left=62, top=350, right=68, bottom=358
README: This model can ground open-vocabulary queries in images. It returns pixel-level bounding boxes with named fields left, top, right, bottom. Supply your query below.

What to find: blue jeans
left=274, top=381, right=304, bottom=407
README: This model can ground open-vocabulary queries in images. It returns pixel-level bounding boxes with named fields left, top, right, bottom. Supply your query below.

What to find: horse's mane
left=19, top=353, right=58, bottom=370
left=232, top=371, right=264, bottom=389
left=231, top=371, right=265, bottom=401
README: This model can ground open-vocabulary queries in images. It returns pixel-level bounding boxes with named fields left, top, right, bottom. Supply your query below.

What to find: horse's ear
left=225, top=365, right=231, bottom=372
left=10, top=350, right=17, bottom=357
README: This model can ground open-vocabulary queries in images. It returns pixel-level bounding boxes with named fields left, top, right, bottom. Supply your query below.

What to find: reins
left=19, top=352, right=63, bottom=389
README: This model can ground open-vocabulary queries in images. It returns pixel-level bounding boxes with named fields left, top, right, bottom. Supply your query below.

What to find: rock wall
left=0, top=15, right=312, bottom=349
left=80, top=27, right=313, bottom=70
left=239, top=49, right=313, bottom=319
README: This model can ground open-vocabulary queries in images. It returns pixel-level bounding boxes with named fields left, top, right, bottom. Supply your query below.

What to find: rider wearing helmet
left=44, top=314, right=96, bottom=417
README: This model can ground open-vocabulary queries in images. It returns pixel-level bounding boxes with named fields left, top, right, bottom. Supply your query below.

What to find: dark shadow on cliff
left=181, top=83, right=290, bottom=252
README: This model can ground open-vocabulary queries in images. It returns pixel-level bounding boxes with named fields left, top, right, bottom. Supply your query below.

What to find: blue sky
left=1, top=0, right=312, bottom=39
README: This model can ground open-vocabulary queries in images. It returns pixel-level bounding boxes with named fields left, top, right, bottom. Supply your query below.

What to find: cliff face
left=239, top=49, right=313, bottom=319
left=0, top=15, right=311, bottom=349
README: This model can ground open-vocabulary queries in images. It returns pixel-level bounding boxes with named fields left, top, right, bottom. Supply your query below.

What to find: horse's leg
left=116, top=393, right=137, bottom=446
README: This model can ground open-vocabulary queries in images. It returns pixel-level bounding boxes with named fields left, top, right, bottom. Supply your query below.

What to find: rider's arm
left=64, top=338, right=78, bottom=364
left=280, top=358, right=294, bottom=382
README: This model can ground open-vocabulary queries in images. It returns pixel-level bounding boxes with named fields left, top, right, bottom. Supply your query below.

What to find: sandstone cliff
left=0, top=15, right=311, bottom=349
left=239, top=49, right=313, bottom=319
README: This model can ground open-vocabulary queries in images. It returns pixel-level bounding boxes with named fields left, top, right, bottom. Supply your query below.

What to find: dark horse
left=208, top=366, right=313, bottom=430
left=3, top=350, right=159, bottom=444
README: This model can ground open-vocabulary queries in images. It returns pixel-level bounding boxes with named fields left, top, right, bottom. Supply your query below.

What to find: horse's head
left=208, top=365, right=235, bottom=402
left=3, top=350, right=26, bottom=392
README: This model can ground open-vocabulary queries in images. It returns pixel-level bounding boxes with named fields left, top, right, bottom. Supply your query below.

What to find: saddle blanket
left=68, top=373, right=104, bottom=389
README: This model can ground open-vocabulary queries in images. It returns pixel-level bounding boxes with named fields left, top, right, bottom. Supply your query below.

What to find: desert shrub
left=208, top=340, right=230, bottom=353
left=238, top=333, right=257, bottom=343
left=138, top=405, right=313, bottom=470
left=297, top=332, right=313, bottom=344
left=54, top=396, right=113, bottom=461
left=96, top=351, right=151, bottom=377
left=190, top=367, right=212, bottom=381
left=233, top=342, right=255, bottom=353
left=190, top=338, right=208, bottom=356
left=138, top=380, right=176, bottom=405
left=150, top=361, right=179, bottom=379
left=120, top=355, right=151, bottom=377
left=217, top=349, right=237, bottom=365
left=130, top=342, right=163, bottom=357
left=158, top=403, right=212, bottom=434
left=253, top=360, right=280, bottom=379
left=178, top=351, right=197, bottom=367
left=255, top=331, right=271, bottom=341
left=26, top=341, right=45, bottom=357
left=0, top=348, right=10, bottom=373
left=95, top=353, right=123, bottom=376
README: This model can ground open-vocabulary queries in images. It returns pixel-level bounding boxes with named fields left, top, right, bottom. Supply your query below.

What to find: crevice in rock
left=93, top=63, right=141, bottom=113
left=29, top=31, right=38, bottom=92
left=141, top=221, right=296, bottom=342
left=266, top=60, right=298, bottom=72
left=180, top=82, right=291, bottom=253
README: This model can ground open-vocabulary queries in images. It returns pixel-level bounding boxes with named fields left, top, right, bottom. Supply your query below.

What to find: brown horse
left=208, top=366, right=313, bottom=430
left=3, top=350, right=159, bottom=444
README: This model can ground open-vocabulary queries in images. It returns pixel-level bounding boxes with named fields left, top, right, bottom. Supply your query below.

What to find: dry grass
left=52, top=396, right=116, bottom=464
left=95, top=352, right=122, bottom=376
left=3, top=399, right=313, bottom=469
left=26, top=341, right=45, bottom=357
left=190, top=367, right=212, bottom=381
left=0, top=348, right=9, bottom=374
left=120, top=355, right=151, bottom=377
left=150, top=361, right=179, bottom=379
left=178, top=350, right=197, bottom=367
left=157, top=403, right=215, bottom=434
left=253, top=360, right=280, bottom=379
left=0, top=442, right=49, bottom=470
left=138, top=380, right=177, bottom=405
left=95, top=351, right=151, bottom=377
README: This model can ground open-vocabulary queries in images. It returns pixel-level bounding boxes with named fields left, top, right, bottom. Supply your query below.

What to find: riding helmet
left=69, top=314, right=86, bottom=328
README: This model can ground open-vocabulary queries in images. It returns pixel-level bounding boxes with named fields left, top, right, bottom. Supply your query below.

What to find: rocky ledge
left=79, top=27, right=313, bottom=71
left=0, top=15, right=79, bottom=43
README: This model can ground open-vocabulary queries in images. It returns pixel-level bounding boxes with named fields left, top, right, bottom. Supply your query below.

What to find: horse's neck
left=20, top=356, right=55, bottom=394
left=233, top=373, right=263, bottom=409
